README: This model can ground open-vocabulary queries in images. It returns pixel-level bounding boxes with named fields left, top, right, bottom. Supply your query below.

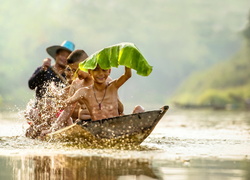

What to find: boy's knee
left=133, top=105, right=145, bottom=114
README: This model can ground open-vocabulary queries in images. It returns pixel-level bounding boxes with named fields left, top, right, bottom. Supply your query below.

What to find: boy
left=25, top=41, right=75, bottom=138
left=28, top=41, right=75, bottom=99
left=66, top=49, right=123, bottom=119
left=66, top=49, right=92, bottom=121
left=41, top=64, right=144, bottom=136
left=69, top=65, right=131, bottom=121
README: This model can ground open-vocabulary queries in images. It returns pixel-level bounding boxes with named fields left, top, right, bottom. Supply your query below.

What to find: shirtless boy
left=68, top=64, right=144, bottom=119
left=41, top=64, right=144, bottom=136
left=67, top=49, right=123, bottom=120
left=71, top=65, right=131, bottom=121
left=67, top=50, right=92, bottom=120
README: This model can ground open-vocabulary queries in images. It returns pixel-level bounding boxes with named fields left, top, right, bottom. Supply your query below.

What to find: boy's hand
left=42, top=58, right=51, bottom=70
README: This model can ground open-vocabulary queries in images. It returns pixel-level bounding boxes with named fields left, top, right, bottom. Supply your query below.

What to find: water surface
left=0, top=108, right=250, bottom=180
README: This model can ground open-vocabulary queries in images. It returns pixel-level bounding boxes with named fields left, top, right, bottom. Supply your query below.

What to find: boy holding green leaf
left=66, top=65, right=144, bottom=121
left=66, top=49, right=125, bottom=121
left=41, top=42, right=151, bottom=136
left=41, top=64, right=144, bottom=136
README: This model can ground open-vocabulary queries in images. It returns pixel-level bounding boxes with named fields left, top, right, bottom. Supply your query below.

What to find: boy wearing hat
left=25, top=41, right=75, bottom=138
left=28, top=40, right=75, bottom=99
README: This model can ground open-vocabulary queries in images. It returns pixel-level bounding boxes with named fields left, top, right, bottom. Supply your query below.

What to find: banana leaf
left=79, top=42, right=153, bottom=76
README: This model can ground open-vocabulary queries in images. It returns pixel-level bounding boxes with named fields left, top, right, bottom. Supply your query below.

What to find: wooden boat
left=46, top=105, right=169, bottom=148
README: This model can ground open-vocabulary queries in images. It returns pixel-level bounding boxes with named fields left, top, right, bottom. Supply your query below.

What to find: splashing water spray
left=24, top=82, right=68, bottom=138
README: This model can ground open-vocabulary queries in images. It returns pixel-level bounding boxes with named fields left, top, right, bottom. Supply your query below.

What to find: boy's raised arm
left=115, top=66, right=132, bottom=88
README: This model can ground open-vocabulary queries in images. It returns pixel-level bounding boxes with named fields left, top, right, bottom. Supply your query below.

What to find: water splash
left=23, top=82, right=69, bottom=138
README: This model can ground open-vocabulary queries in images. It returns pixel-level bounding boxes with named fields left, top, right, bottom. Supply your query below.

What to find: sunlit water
left=0, top=108, right=250, bottom=180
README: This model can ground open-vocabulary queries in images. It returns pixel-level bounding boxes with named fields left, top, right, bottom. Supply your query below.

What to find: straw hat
left=46, top=40, right=75, bottom=59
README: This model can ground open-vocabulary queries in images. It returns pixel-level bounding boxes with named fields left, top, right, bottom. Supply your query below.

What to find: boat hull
left=46, top=105, right=169, bottom=148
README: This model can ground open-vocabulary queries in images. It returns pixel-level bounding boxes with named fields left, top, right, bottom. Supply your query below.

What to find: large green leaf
left=79, top=42, right=153, bottom=76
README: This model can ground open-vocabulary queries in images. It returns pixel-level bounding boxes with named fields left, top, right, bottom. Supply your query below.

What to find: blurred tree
left=243, top=10, right=250, bottom=43
left=0, top=0, right=249, bottom=109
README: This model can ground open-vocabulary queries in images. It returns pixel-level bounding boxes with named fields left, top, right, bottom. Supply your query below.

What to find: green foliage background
left=0, top=0, right=249, bottom=110
left=172, top=14, right=250, bottom=108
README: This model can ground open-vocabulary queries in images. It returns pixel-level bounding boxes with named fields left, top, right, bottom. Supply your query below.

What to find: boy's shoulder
left=105, top=80, right=119, bottom=91
left=107, top=79, right=116, bottom=84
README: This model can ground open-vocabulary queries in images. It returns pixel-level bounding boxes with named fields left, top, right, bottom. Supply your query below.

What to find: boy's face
left=55, top=49, right=71, bottom=68
left=68, top=62, right=79, bottom=73
left=89, top=65, right=111, bottom=84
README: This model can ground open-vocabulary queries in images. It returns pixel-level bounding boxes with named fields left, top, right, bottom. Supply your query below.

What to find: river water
left=0, top=107, right=250, bottom=180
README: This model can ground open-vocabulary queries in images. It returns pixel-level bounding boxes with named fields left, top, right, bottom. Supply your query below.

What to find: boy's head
left=67, top=49, right=88, bottom=73
left=88, top=64, right=111, bottom=84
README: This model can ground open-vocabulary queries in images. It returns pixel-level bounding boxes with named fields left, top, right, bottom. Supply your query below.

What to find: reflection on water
left=0, top=109, right=250, bottom=179
left=0, top=155, right=158, bottom=180
left=1, top=154, right=250, bottom=180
